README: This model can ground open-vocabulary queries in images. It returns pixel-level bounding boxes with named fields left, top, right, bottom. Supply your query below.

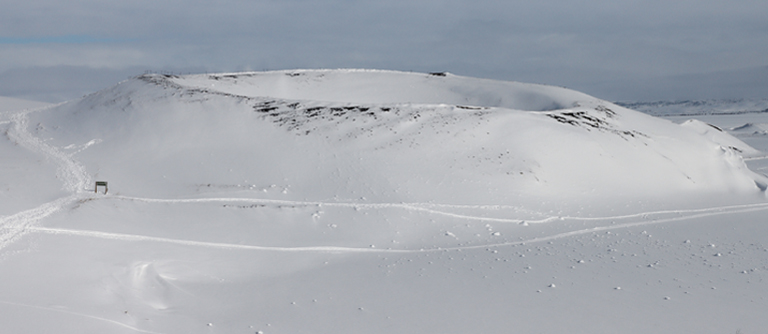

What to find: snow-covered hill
left=2, top=70, right=768, bottom=334
left=26, top=70, right=767, bottom=209
left=620, top=98, right=768, bottom=181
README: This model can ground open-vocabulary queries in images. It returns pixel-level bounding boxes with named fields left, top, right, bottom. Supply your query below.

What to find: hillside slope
left=27, top=70, right=766, bottom=211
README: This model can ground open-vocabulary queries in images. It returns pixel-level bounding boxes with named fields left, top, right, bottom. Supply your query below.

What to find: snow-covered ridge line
left=138, top=72, right=568, bottom=112
left=167, top=69, right=595, bottom=110
left=136, top=73, right=641, bottom=143
left=208, top=68, right=454, bottom=77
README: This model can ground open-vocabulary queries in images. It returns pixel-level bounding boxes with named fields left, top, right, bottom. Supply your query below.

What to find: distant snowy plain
left=1, top=70, right=767, bottom=334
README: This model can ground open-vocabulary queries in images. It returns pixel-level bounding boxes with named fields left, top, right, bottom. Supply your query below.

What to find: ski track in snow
left=469, top=203, right=768, bottom=250
left=28, top=226, right=405, bottom=253
left=0, top=300, right=167, bottom=334
left=23, top=198, right=768, bottom=254
left=112, top=195, right=537, bottom=223
left=111, top=194, right=768, bottom=225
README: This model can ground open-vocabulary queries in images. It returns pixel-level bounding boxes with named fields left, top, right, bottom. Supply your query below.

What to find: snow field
left=1, top=70, right=767, bottom=333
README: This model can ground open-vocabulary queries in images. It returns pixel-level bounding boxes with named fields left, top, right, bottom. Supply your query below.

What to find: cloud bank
left=1, top=0, right=767, bottom=101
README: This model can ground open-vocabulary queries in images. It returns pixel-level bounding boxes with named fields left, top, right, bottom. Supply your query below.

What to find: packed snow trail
left=0, top=196, right=78, bottom=251
left=8, top=110, right=92, bottom=193
left=0, top=108, right=167, bottom=334
left=0, top=109, right=94, bottom=251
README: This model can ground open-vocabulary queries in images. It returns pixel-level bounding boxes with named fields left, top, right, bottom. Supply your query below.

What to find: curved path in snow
left=8, top=110, right=92, bottom=192
left=0, top=110, right=92, bottom=251
left=22, top=198, right=768, bottom=254
left=92, top=194, right=768, bottom=226
left=0, top=300, right=166, bottom=334
left=27, top=226, right=403, bottom=253
left=0, top=109, right=166, bottom=334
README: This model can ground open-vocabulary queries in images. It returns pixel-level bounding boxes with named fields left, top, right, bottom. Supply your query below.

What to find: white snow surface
left=2, top=69, right=768, bottom=334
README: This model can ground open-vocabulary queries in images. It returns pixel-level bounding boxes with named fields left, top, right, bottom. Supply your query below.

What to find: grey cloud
left=0, top=0, right=767, bottom=101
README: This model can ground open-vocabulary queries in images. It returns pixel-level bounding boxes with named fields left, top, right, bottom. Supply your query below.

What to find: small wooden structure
left=95, top=181, right=108, bottom=194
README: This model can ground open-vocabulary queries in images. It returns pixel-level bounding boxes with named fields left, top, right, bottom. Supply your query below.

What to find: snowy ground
left=1, top=70, right=767, bottom=334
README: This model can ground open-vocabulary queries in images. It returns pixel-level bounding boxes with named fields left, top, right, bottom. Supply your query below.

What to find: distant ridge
left=616, top=98, right=768, bottom=117
left=0, top=96, right=52, bottom=112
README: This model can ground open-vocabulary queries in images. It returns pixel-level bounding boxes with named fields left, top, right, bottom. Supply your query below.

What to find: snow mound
left=680, top=119, right=763, bottom=158
left=28, top=70, right=767, bottom=210
left=730, top=122, right=768, bottom=136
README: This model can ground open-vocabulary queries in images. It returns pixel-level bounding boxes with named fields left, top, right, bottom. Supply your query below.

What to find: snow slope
left=26, top=70, right=768, bottom=207
left=634, top=98, right=768, bottom=183
left=2, top=70, right=768, bottom=334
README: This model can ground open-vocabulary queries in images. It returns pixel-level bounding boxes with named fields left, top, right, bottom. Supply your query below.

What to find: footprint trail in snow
left=0, top=110, right=94, bottom=251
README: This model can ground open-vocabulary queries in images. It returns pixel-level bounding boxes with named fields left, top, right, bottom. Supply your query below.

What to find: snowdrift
left=29, top=69, right=766, bottom=209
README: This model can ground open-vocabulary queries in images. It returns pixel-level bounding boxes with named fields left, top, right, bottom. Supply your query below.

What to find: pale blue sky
left=1, top=0, right=767, bottom=102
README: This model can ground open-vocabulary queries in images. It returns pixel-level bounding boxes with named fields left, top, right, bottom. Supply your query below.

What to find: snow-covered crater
left=174, top=69, right=590, bottom=111
left=29, top=69, right=768, bottom=211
